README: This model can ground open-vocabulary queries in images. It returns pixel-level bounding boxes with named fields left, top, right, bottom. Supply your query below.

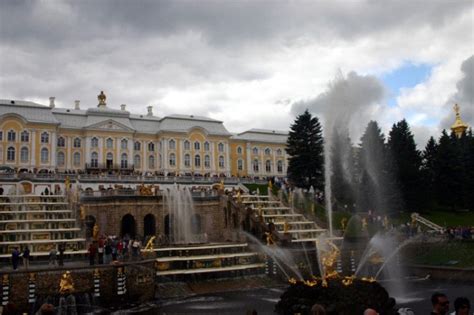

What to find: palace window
left=238, top=159, right=244, bottom=171
left=57, top=152, right=65, bottom=167
left=169, top=139, right=176, bottom=150
left=7, top=147, right=15, bottom=161
left=194, top=154, right=201, bottom=167
left=20, top=147, right=28, bottom=163
left=253, top=159, right=259, bottom=172
left=57, top=137, right=65, bottom=147
left=21, top=131, right=29, bottom=142
left=276, top=149, right=282, bottom=156
left=265, top=160, right=271, bottom=172
left=121, top=153, right=128, bottom=169
left=218, top=143, right=224, bottom=152
left=148, top=142, right=155, bottom=152
left=218, top=156, right=225, bottom=169
left=90, top=152, right=98, bottom=168
left=237, top=146, right=243, bottom=154
left=73, top=152, right=81, bottom=166
left=7, top=130, right=16, bottom=142
left=149, top=155, right=155, bottom=169
left=265, top=148, right=271, bottom=155
left=91, top=137, right=99, bottom=148
left=0, top=131, right=2, bottom=141
left=277, top=160, right=283, bottom=173
left=73, top=138, right=81, bottom=148
left=121, top=139, right=128, bottom=150
left=204, top=142, right=210, bottom=151
left=204, top=155, right=210, bottom=168
left=194, top=141, right=200, bottom=151
left=184, top=140, right=190, bottom=150
left=106, top=138, right=113, bottom=149
left=169, top=153, right=176, bottom=167
left=184, top=154, right=191, bottom=167
left=41, top=148, right=49, bottom=163
left=253, top=147, right=258, bottom=155
left=41, top=132, right=49, bottom=143
left=134, top=141, right=141, bottom=151
left=134, top=155, right=141, bottom=168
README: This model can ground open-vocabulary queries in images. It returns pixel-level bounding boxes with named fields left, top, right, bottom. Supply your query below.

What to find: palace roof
left=0, top=100, right=59, bottom=124
left=232, top=129, right=288, bottom=144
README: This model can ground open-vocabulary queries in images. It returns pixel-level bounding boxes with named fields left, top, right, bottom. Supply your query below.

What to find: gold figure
left=451, top=104, right=469, bottom=138
left=29, top=273, right=36, bottom=282
left=144, top=236, right=156, bottom=252
left=361, top=276, right=376, bottom=283
left=93, top=223, right=100, bottom=241
left=265, top=232, right=275, bottom=246
left=65, top=176, right=70, bottom=193
left=59, top=271, right=75, bottom=294
left=79, top=206, right=85, bottom=220
left=304, top=279, right=317, bottom=287
left=2, top=274, right=8, bottom=285
left=383, top=216, right=389, bottom=230
left=361, top=218, right=368, bottom=231
left=288, top=277, right=297, bottom=284
left=283, top=221, right=290, bottom=234
left=342, top=275, right=355, bottom=286
left=236, top=190, right=241, bottom=203
left=94, top=268, right=100, bottom=278
left=341, top=217, right=348, bottom=231
left=268, top=180, right=273, bottom=191
left=98, top=91, right=107, bottom=106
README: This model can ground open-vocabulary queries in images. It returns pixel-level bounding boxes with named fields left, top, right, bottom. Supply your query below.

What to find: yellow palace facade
left=0, top=92, right=288, bottom=178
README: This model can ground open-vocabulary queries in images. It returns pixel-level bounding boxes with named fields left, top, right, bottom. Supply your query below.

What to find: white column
left=85, top=136, right=91, bottom=164
left=50, top=131, right=57, bottom=168
left=30, top=131, right=36, bottom=166
left=162, top=138, right=168, bottom=172
left=67, top=137, right=72, bottom=169
left=179, top=139, right=184, bottom=170
left=225, top=142, right=231, bottom=176
left=127, top=138, right=133, bottom=166
left=98, top=138, right=103, bottom=163
left=115, top=137, right=120, bottom=168
left=141, top=141, right=146, bottom=172
left=260, top=147, right=264, bottom=176
left=272, top=150, right=277, bottom=176
left=246, top=143, right=252, bottom=176
left=210, top=142, right=215, bottom=175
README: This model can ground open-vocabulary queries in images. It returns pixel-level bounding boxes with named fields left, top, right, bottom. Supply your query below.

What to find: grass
left=403, top=241, right=474, bottom=268
left=395, top=210, right=474, bottom=228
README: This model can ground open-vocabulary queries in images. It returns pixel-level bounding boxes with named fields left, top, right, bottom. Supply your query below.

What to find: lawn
left=403, top=241, right=474, bottom=268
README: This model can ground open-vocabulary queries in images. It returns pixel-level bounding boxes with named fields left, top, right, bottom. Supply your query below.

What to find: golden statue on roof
left=451, top=104, right=468, bottom=138
left=98, top=91, right=107, bottom=106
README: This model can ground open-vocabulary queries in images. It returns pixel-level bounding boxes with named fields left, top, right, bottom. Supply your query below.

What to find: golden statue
left=92, top=223, right=100, bottom=241
left=236, top=190, right=241, bottom=203
left=2, top=274, right=8, bottom=285
left=79, top=206, right=85, bottom=220
left=98, top=91, right=107, bottom=106
left=144, top=236, right=155, bottom=252
left=361, top=218, right=368, bottom=231
left=59, top=271, right=75, bottom=294
left=341, top=217, right=348, bottom=231
left=138, top=184, right=153, bottom=196
left=65, top=176, right=70, bottom=193
left=265, top=232, right=275, bottom=246
left=383, top=216, right=389, bottom=230
left=219, top=180, right=225, bottom=191
left=283, top=221, right=290, bottom=234
left=268, top=180, right=273, bottom=191
left=451, top=104, right=468, bottom=138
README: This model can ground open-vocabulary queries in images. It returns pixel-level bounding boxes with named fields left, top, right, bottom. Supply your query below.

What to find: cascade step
left=1, top=238, right=86, bottom=245
left=156, top=263, right=266, bottom=276
left=156, top=252, right=259, bottom=262
left=0, top=210, right=73, bottom=214
left=0, top=228, right=81, bottom=234
left=0, top=249, right=88, bottom=259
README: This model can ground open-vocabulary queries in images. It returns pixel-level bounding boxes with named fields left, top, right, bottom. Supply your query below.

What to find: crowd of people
left=87, top=234, right=144, bottom=265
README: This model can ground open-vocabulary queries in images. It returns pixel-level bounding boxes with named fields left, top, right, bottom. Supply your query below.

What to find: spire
left=451, top=104, right=468, bottom=138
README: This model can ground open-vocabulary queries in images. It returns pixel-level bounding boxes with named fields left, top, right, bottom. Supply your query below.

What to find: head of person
left=432, top=293, right=450, bottom=314
left=39, top=303, right=55, bottom=315
left=311, top=303, right=326, bottom=315
left=363, top=308, right=378, bottom=315
left=454, top=297, right=470, bottom=315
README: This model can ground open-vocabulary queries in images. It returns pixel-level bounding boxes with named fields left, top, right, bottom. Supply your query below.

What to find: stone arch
left=144, top=213, right=156, bottom=237
left=121, top=214, right=136, bottom=238
left=85, top=215, right=96, bottom=238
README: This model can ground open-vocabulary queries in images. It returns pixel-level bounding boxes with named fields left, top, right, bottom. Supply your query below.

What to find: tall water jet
left=162, top=184, right=197, bottom=244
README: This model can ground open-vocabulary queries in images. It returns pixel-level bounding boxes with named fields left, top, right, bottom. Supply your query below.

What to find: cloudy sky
left=1, top=0, right=473, bottom=147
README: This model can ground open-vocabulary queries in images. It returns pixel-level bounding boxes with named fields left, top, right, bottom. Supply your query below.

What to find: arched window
left=106, top=138, right=113, bottom=149
left=57, top=137, right=65, bottom=147
left=184, top=154, right=191, bottom=167
left=91, top=152, right=98, bottom=168
left=134, top=155, right=141, bottom=168
left=20, top=147, right=28, bottom=163
left=277, top=160, right=283, bottom=173
left=57, top=152, right=65, bottom=166
left=218, top=156, right=225, bottom=168
left=253, top=159, right=259, bottom=172
left=21, top=131, right=29, bottom=142
left=204, top=141, right=210, bottom=151
left=148, top=142, right=155, bottom=152
left=41, top=148, right=49, bottom=163
left=91, top=137, right=99, bottom=148
left=237, top=146, right=243, bottom=154
left=7, top=147, right=15, bottom=161
left=106, top=152, right=113, bottom=161
left=7, top=130, right=16, bottom=142
left=169, top=153, right=176, bottom=166
left=121, top=139, right=128, bottom=150
left=265, top=148, right=271, bottom=155
left=169, top=139, right=176, bottom=150
left=276, top=149, right=282, bottom=156
left=134, top=141, right=141, bottom=151
left=237, top=159, right=243, bottom=171
left=204, top=155, right=210, bottom=168
left=253, top=147, right=258, bottom=155
left=184, top=140, right=190, bottom=150
left=194, top=154, right=201, bottom=167
left=41, top=132, right=49, bottom=143
left=73, top=138, right=81, bottom=148
left=73, top=152, right=81, bottom=166
left=121, top=153, right=128, bottom=169
left=194, top=141, right=200, bottom=151
left=265, top=160, right=271, bottom=172
left=149, top=155, right=155, bottom=168
left=218, top=143, right=224, bottom=152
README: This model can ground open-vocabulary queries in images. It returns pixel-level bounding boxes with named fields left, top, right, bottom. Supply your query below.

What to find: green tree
left=330, top=128, right=355, bottom=210
left=421, top=136, right=438, bottom=209
left=286, top=110, right=324, bottom=190
left=388, top=119, right=424, bottom=211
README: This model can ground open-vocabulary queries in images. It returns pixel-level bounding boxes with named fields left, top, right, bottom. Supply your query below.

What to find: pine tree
left=388, top=119, right=424, bottom=212
left=286, top=110, right=324, bottom=190
left=421, top=136, right=438, bottom=209
left=330, top=128, right=355, bottom=210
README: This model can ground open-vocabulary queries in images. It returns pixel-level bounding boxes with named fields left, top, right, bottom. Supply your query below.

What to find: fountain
left=162, top=185, right=197, bottom=244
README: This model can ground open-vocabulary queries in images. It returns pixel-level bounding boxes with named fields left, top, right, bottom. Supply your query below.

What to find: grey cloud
left=440, top=55, right=474, bottom=131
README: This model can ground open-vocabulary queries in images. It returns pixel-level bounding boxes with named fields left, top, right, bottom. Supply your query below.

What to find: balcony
left=85, top=163, right=134, bottom=171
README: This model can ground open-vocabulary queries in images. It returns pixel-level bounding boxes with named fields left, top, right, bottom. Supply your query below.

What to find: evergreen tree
left=421, top=136, right=438, bottom=209
left=330, top=128, right=355, bottom=210
left=286, top=110, right=324, bottom=190
left=388, top=119, right=424, bottom=211
left=458, top=129, right=474, bottom=210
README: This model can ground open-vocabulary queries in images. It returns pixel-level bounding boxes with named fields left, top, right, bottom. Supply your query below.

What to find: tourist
left=88, top=243, right=96, bottom=266
left=98, top=238, right=104, bottom=264
left=22, top=247, right=30, bottom=269
left=58, top=243, right=65, bottom=266
left=364, top=308, right=378, bottom=315
left=310, top=303, right=326, bottom=315
left=104, top=240, right=112, bottom=264
left=11, top=247, right=20, bottom=270
left=1, top=302, right=20, bottom=315
left=431, top=292, right=450, bottom=315
left=452, top=297, right=470, bottom=315
left=38, top=303, right=55, bottom=315
left=48, top=248, right=57, bottom=266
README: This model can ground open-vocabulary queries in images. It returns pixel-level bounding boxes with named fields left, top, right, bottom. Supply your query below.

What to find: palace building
left=0, top=92, right=288, bottom=177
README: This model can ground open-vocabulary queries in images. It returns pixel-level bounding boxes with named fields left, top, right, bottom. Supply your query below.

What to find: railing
left=80, top=188, right=219, bottom=200
left=85, top=163, right=134, bottom=171
left=411, top=213, right=444, bottom=233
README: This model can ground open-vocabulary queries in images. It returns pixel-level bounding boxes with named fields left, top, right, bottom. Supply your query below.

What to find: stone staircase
left=241, top=194, right=328, bottom=243
left=0, top=194, right=86, bottom=259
